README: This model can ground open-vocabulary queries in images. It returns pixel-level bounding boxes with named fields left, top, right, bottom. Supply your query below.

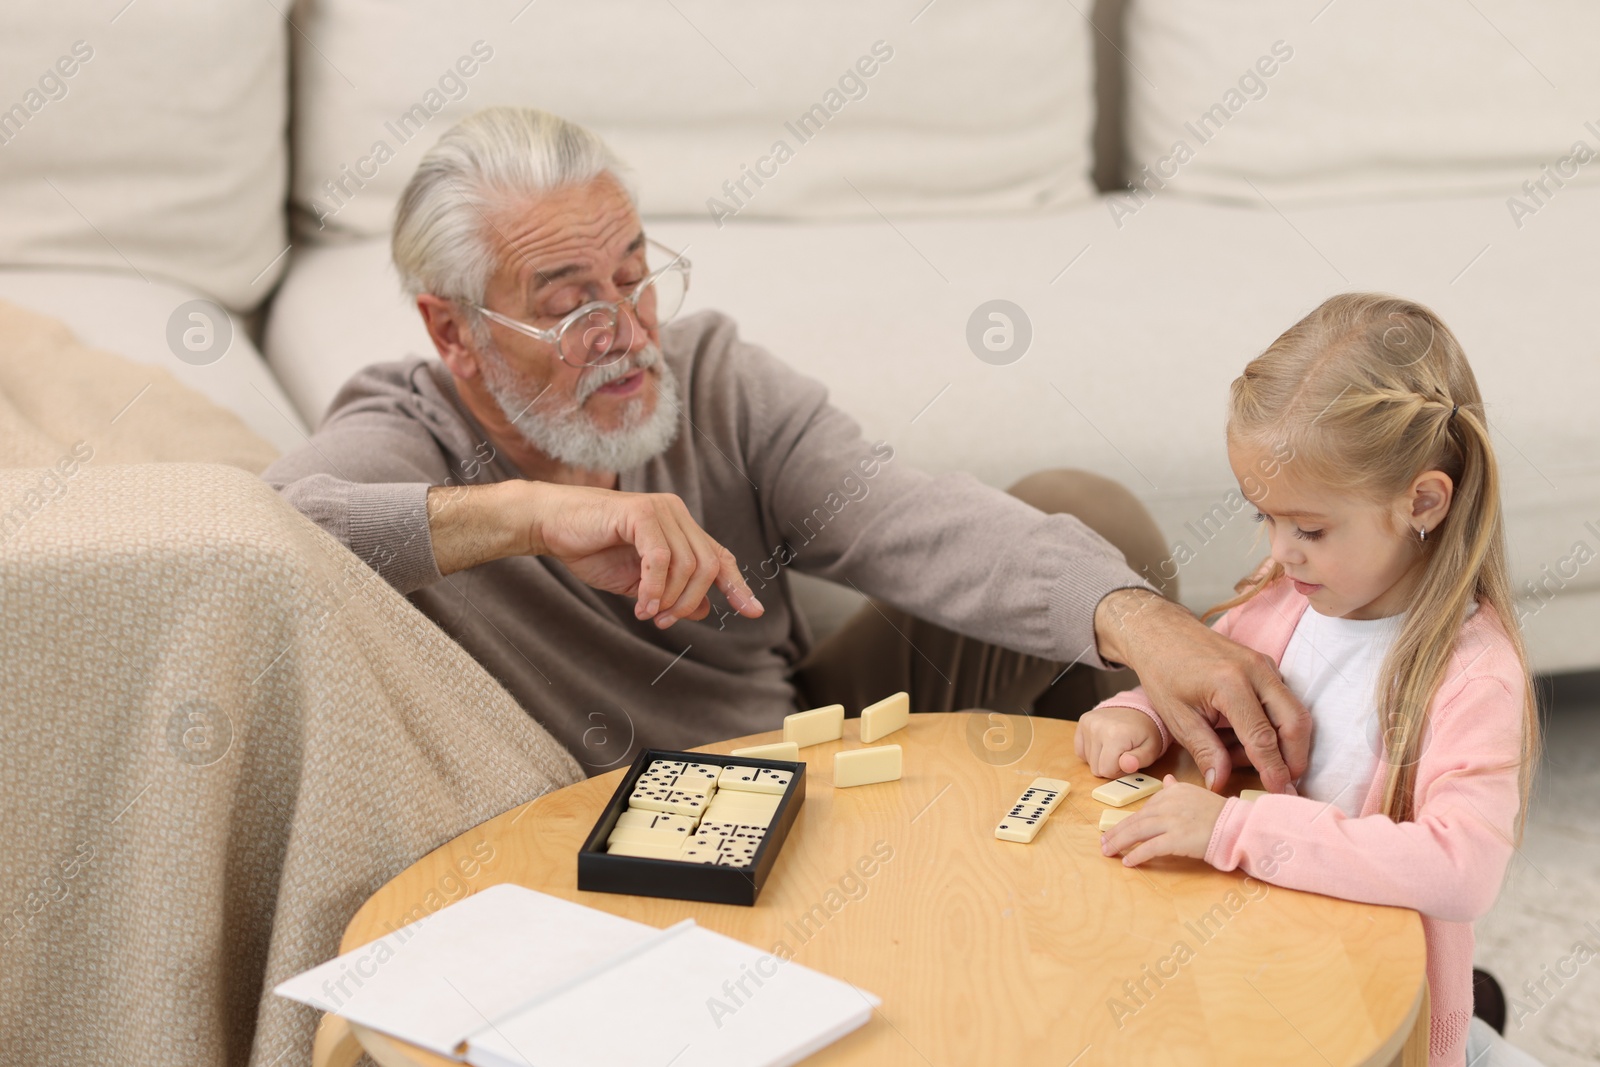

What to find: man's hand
left=427, top=481, right=764, bottom=628
left=1092, top=588, right=1310, bottom=794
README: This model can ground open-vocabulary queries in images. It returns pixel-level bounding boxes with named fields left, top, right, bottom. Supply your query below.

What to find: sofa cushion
left=265, top=186, right=1600, bottom=671
left=0, top=298, right=281, bottom=475
left=0, top=269, right=308, bottom=456
left=291, top=0, right=1095, bottom=238
left=1123, top=0, right=1600, bottom=204
left=0, top=2, right=289, bottom=311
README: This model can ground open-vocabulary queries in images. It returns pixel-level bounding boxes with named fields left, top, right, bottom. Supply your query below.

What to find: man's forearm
left=426, top=481, right=535, bottom=577
left=1092, top=586, right=1179, bottom=672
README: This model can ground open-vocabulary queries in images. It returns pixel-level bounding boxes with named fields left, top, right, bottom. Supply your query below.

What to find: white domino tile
left=603, top=756, right=799, bottom=868
left=704, top=788, right=781, bottom=810
left=607, top=823, right=694, bottom=849
left=614, top=809, right=697, bottom=834
left=995, top=777, right=1070, bottom=843
left=628, top=784, right=711, bottom=817
left=858, top=691, right=909, bottom=743
left=729, top=741, right=802, bottom=762
left=640, top=760, right=685, bottom=777
left=718, top=766, right=792, bottom=795
left=1098, top=809, right=1133, bottom=831
left=782, top=704, right=844, bottom=748
left=1090, top=773, right=1162, bottom=808
left=697, top=820, right=767, bottom=841
left=832, top=745, right=902, bottom=788
left=682, top=831, right=760, bottom=867
left=703, top=792, right=782, bottom=827
left=606, top=838, right=686, bottom=860
left=638, top=761, right=721, bottom=795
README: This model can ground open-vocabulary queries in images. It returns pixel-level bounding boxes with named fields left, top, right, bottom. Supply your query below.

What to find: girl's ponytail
left=1379, top=398, right=1534, bottom=826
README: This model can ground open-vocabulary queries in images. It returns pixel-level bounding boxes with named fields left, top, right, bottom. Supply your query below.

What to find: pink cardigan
left=1092, top=577, right=1526, bottom=1067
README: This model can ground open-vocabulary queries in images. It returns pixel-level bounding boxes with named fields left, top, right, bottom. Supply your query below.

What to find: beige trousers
left=792, top=469, right=1177, bottom=720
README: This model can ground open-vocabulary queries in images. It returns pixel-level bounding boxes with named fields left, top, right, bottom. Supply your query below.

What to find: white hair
left=391, top=107, right=635, bottom=305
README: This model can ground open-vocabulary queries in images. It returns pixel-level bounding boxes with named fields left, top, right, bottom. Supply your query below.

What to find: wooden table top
left=340, top=712, right=1428, bottom=1067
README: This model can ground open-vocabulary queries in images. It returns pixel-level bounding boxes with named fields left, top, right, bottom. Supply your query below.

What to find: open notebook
left=274, top=884, right=877, bottom=1067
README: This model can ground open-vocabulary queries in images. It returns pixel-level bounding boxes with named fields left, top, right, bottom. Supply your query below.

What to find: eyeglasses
left=471, top=238, right=690, bottom=368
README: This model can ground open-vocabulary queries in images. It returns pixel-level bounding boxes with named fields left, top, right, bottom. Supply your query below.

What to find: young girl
left=1077, top=293, right=1541, bottom=1067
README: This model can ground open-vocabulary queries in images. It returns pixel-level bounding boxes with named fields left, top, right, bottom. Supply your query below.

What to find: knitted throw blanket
left=0, top=299, right=582, bottom=1065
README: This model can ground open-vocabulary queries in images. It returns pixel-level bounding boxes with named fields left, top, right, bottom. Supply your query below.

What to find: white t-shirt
left=1278, top=607, right=1404, bottom=817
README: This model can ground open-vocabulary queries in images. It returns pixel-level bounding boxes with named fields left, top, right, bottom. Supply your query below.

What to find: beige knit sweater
left=264, top=310, right=1151, bottom=771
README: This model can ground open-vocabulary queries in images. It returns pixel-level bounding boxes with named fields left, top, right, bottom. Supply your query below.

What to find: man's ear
left=1408, top=469, right=1454, bottom=536
left=417, top=294, right=484, bottom=381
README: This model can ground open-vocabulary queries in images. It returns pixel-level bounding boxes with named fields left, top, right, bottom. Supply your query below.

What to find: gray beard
left=479, top=340, right=682, bottom=474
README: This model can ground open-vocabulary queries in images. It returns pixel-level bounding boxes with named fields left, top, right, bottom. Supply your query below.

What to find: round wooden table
left=338, top=713, right=1429, bottom=1067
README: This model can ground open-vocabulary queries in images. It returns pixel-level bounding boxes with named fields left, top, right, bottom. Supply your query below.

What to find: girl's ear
left=1407, top=470, right=1454, bottom=536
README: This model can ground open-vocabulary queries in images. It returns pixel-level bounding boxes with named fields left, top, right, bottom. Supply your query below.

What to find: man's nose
left=613, top=300, right=651, bottom=356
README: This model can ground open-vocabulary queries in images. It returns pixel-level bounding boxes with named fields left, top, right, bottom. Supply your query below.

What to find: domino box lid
left=577, top=748, right=805, bottom=907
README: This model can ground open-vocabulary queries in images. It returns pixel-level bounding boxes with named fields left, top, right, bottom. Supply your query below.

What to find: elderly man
left=264, top=107, right=1309, bottom=792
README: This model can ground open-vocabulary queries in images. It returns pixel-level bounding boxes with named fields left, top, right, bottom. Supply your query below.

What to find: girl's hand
left=1074, top=706, right=1164, bottom=778
left=1100, top=774, right=1228, bottom=867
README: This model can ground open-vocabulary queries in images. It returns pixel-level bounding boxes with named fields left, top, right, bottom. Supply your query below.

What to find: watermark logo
left=166, top=299, right=232, bottom=366
left=964, top=711, right=1035, bottom=766
left=0, top=439, right=93, bottom=547
left=1514, top=524, right=1600, bottom=629
left=166, top=700, right=233, bottom=766
left=706, top=841, right=895, bottom=1028
left=319, top=838, right=500, bottom=1012
left=0, top=39, right=93, bottom=149
left=1108, top=40, right=1294, bottom=229
left=305, top=41, right=494, bottom=229
left=1508, top=920, right=1600, bottom=1032
left=707, top=442, right=896, bottom=630
left=705, top=41, right=894, bottom=227
left=1, top=840, right=96, bottom=947
left=1377, top=309, right=1437, bottom=369
left=1506, top=127, right=1599, bottom=230
left=1105, top=867, right=1281, bottom=1029
left=965, top=299, right=1031, bottom=366
left=579, top=704, right=636, bottom=770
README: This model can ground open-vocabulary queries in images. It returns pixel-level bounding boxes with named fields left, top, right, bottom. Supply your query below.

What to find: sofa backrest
left=0, top=1, right=289, bottom=312
left=7, top=1, right=1599, bottom=311
left=288, top=0, right=1100, bottom=239
left=1119, top=0, right=1600, bottom=204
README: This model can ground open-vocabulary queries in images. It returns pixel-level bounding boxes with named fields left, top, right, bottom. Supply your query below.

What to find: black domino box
left=577, top=748, right=805, bottom=907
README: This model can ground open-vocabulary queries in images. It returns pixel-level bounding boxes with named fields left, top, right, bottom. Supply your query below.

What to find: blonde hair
left=1208, top=293, right=1537, bottom=832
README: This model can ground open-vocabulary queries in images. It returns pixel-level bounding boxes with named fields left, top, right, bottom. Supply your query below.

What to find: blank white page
left=466, top=924, right=877, bottom=1067
left=273, top=884, right=660, bottom=1059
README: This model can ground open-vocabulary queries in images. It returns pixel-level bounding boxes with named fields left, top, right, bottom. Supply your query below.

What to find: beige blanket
left=0, top=300, right=583, bottom=1065
left=0, top=298, right=283, bottom=473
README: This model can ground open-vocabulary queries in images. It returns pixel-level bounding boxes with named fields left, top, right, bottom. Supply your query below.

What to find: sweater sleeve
left=260, top=363, right=452, bottom=595
left=728, top=334, right=1156, bottom=669
left=1086, top=595, right=1254, bottom=756
left=1203, top=673, right=1524, bottom=923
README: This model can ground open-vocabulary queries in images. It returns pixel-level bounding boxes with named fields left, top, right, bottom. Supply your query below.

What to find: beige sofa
left=3, top=0, right=1597, bottom=671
